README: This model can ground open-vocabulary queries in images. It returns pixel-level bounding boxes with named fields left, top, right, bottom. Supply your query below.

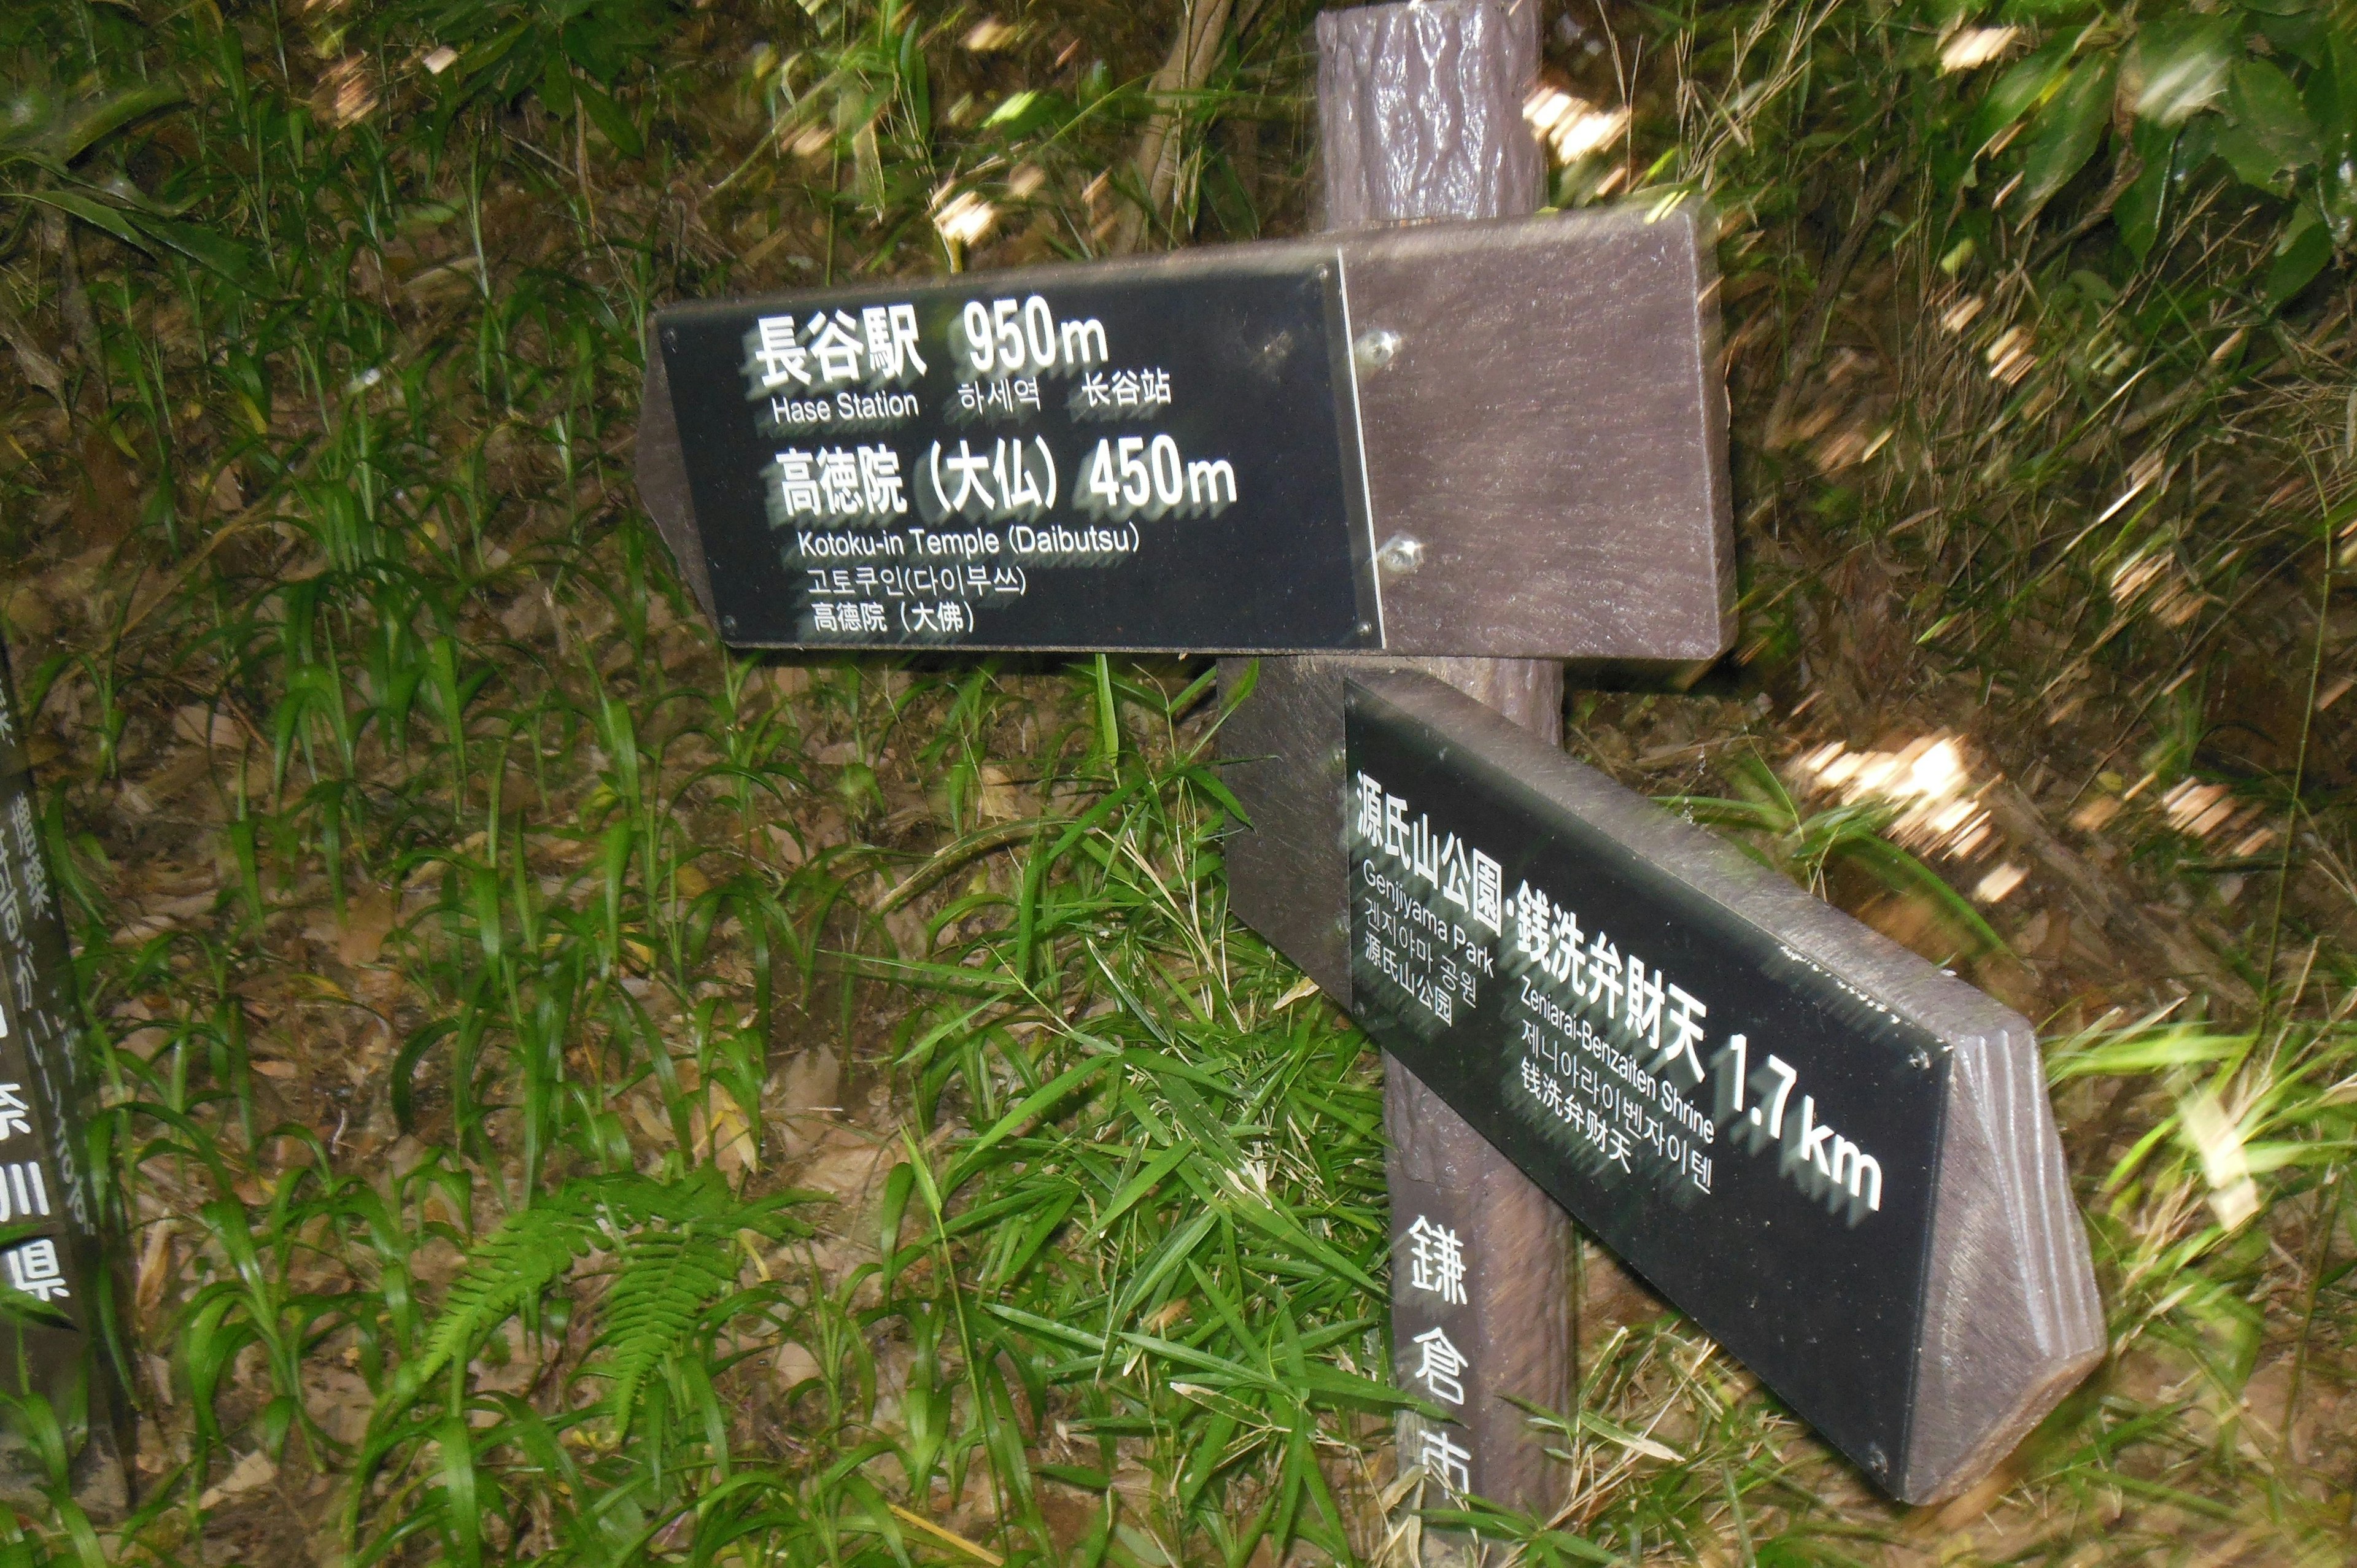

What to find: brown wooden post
left=1286, top=0, right=1574, bottom=1526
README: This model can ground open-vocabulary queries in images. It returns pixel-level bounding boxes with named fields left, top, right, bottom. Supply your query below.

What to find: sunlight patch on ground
left=2110, top=546, right=2207, bottom=627
left=316, top=56, right=377, bottom=128
left=1937, top=27, right=2017, bottom=73
left=1792, top=735, right=2019, bottom=898
left=933, top=188, right=999, bottom=247
left=2178, top=1089, right=2260, bottom=1229
left=1984, top=324, right=2036, bottom=384
left=1522, top=88, right=1628, bottom=164
left=964, top=17, right=1016, bottom=52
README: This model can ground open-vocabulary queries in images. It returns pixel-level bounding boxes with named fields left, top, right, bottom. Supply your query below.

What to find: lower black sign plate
left=1341, top=671, right=2103, bottom=1502
left=652, top=256, right=1379, bottom=651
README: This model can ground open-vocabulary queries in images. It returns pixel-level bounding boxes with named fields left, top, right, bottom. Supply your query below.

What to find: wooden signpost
left=0, top=646, right=129, bottom=1508
left=1239, top=0, right=1585, bottom=1523
left=635, top=215, right=1727, bottom=658
left=1342, top=671, right=2103, bottom=1502
left=635, top=0, right=2100, bottom=1523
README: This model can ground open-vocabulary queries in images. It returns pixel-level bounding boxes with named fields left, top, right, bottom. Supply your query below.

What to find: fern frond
left=379, top=1167, right=819, bottom=1443
left=408, top=1197, right=597, bottom=1399
left=592, top=1227, right=741, bottom=1438
left=585, top=1167, right=819, bottom=1438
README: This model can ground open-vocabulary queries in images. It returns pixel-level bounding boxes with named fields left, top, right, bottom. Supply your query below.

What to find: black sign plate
left=654, top=257, right=1380, bottom=651
left=0, top=652, right=104, bottom=1355
left=1345, top=679, right=1948, bottom=1490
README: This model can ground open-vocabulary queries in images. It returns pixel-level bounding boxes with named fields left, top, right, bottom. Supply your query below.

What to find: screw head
left=1376, top=533, right=1425, bottom=575
left=721, top=614, right=739, bottom=636
left=1353, top=328, right=1401, bottom=373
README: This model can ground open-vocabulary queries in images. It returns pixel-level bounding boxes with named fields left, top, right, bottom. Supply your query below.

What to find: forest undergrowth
left=1, top=0, right=2355, bottom=1564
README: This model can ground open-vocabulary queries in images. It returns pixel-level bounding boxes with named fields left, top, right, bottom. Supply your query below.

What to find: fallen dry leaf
left=698, top=1093, right=760, bottom=1177
left=171, top=705, right=242, bottom=750
left=198, top=1448, right=277, bottom=1510
left=336, top=885, right=397, bottom=968
left=797, top=1127, right=892, bottom=1215
left=69, top=425, right=138, bottom=549
left=304, top=1366, right=375, bottom=1446
left=775, top=1341, right=821, bottom=1385
left=978, top=763, right=1021, bottom=820
left=133, top=1221, right=175, bottom=1319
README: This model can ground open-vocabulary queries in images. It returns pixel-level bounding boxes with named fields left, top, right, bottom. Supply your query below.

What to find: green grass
left=0, top=0, right=2354, bottom=1564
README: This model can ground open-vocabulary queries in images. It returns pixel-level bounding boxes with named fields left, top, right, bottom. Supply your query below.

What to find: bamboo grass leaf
left=2015, top=56, right=2118, bottom=222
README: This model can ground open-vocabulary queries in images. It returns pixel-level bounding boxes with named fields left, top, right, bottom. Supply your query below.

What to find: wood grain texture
left=1905, top=1016, right=2107, bottom=1500
left=1347, top=212, right=1733, bottom=659
left=1351, top=668, right=2105, bottom=1505
left=1242, top=0, right=1571, bottom=1524
left=1380, top=649, right=1568, bottom=1518
left=1220, top=655, right=1359, bottom=1003
left=1219, top=654, right=1565, bottom=1004
left=634, top=328, right=716, bottom=624
left=1315, top=0, right=1542, bottom=230
left=1387, top=1077, right=1571, bottom=1502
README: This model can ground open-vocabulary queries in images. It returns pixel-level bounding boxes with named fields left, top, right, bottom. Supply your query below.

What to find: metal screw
left=722, top=614, right=738, bottom=636
left=1353, top=327, right=1401, bottom=373
left=1376, top=533, right=1425, bottom=575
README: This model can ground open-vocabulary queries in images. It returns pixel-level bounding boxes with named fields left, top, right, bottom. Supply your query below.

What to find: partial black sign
left=0, top=644, right=128, bottom=1505
left=0, top=660, right=96, bottom=1307
left=1347, top=678, right=1946, bottom=1493
left=652, top=257, right=1380, bottom=651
